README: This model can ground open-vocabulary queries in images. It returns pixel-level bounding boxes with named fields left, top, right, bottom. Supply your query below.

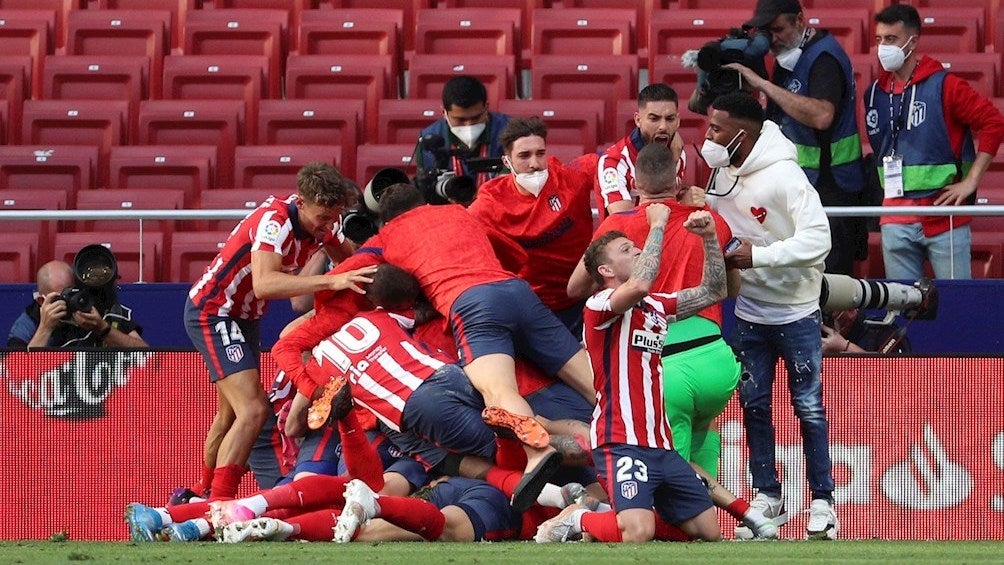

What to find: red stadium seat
left=442, top=0, right=542, bottom=61
left=324, top=0, right=431, bottom=53
left=257, top=98, right=362, bottom=175
left=415, top=8, right=518, bottom=58
left=93, top=0, right=194, bottom=51
left=648, top=55, right=699, bottom=121
left=931, top=53, right=999, bottom=99
left=0, top=55, right=29, bottom=143
left=21, top=99, right=129, bottom=187
left=295, top=9, right=402, bottom=95
left=74, top=188, right=185, bottom=237
left=376, top=98, right=441, bottom=144
left=285, top=53, right=394, bottom=142
left=0, top=0, right=68, bottom=50
left=0, top=232, right=38, bottom=283
left=354, top=143, right=416, bottom=187
left=183, top=9, right=287, bottom=98
left=408, top=54, right=515, bottom=108
left=0, top=145, right=97, bottom=206
left=0, top=10, right=53, bottom=98
left=137, top=99, right=245, bottom=189
left=166, top=230, right=231, bottom=283
left=108, top=145, right=216, bottom=207
left=546, top=143, right=589, bottom=165
left=969, top=232, right=1004, bottom=279
left=65, top=10, right=170, bottom=100
left=53, top=232, right=164, bottom=283
left=0, top=188, right=68, bottom=259
left=531, top=8, right=635, bottom=57
left=530, top=54, right=637, bottom=142
left=805, top=9, right=869, bottom=56
left=41, top=55, right=149, bottom=139
left=161, top=54, right=268, bottom=137
left=914, top=8, right=984, bottom=54
left=498, top=98, right=605, bottom=149
left=197, top=187, right=277, bottom=232
left=612, top=97, right=638, bottom=143
left=233, top=145, right=341, bottom=189
left=849, top=54, right=876, bottom=137
left=649, top=10, right=751, bottom=71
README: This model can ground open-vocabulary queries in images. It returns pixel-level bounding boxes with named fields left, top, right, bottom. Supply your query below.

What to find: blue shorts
left=427, top=477, right=515, bottom=541
left=593, top=444, right=712, bottom=525
left=184, top=299, right=260, bottom=382
left=449, top=279, right=581, bottom=375
left=290, top=425, right=342, bottom=477
left=247, top=415, right=285, bottom=489
left=526, top=380, right=593, bottom=424
left=400, top=365, right=496, bottom=460
left=361, top=428, right=433, bottom=491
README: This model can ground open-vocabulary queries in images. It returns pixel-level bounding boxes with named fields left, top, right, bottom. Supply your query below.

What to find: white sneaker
left=534, top=504, right=587, bottom=543
left=734, top=493, right=788, bottom=540
left=333, top=479, right=378, bottom=543
left=805, top=499, right=838, bottom=540
left=741, top=507, right=779, bottom=539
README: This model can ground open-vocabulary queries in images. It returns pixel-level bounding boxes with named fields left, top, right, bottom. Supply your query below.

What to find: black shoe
left=510, top=450, right=563, bottom=513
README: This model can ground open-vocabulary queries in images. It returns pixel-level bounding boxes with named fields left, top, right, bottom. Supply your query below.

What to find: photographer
left=415, top=75, right=510, bottom=203
left=7, top=251, right=147, bottom=349
left=726, top=0, right=867, bottom=276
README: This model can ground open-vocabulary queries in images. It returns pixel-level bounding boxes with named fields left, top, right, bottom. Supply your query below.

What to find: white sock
left=155, top=507, right=172, bottom=525
left=193, top=518, right=212, bottom=537
left=569, top=509, right=588, bottom=534
left=536, top=484, right=567, bottom=508
left=240, top=494, right=268, bottom=516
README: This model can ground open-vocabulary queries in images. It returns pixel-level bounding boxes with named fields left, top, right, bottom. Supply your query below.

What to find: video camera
left=415, top=133, right=503, bottom=206
left=340, top=167, right=412, bottom=245
left=687, top=27, right=771, bottom=115
left=53, top=244, right=119, bottom=322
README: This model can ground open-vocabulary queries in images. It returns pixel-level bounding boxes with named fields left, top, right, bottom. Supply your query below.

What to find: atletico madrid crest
left=548, top=194, right=562, bottom=211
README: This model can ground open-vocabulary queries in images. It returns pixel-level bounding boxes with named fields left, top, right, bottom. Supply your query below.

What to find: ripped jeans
left=733, top=310, right=834, bottom=502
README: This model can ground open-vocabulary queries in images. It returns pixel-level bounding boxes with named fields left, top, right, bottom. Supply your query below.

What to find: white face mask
left=877, top=36, right=915, bottom=72
left=449, top=122, right=486, bottom=147
left=775, top=47, right=802, bottom=71
left=700, top=130, right=745, bottom=168
left=514, top=169, right=549, bottom=197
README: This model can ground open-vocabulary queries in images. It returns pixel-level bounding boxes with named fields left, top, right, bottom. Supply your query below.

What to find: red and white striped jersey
left=595, top=129, right=686, bottom=221
left=310, top=309, right=454, bottom=432
left=188, top=194, right=342, bottom=319
left=584, top=288, right=679, bottom=450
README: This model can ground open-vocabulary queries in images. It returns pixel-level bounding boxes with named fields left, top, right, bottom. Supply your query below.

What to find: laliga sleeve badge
left=883, top=154, right=904, bottom=198
left=259, top=219, right=283, bottom=246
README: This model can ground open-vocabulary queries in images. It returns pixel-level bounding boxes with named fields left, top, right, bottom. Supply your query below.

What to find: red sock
left=494, top=438, right=527, bottom=470
left=287, top=509, right=339, bottom=541
left=209, top=464, right=246, bottom=500
left=263, top=474, right=349, bottom=510
left=725, top=499, right=750, bottom=522
left=375, top=496, right=445, bottom=541
left=580, top=511, right=622, bottom=542
left=484, top=466, right=522, bottom=497
left=654, top=514, right=692, bottom=541
left=191, top=465, right=215, bottom=497
left=339, top=411, right=385, bottom=492
left=166, top=500, right=210, bottom=523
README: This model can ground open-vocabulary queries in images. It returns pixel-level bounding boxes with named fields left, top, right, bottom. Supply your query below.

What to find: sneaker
left=734, top=493, right=788, bottom=540
left=511, top=449, right=563, bottom=513
left=307, top=376, right=349, bottom=430
left=167, top=487, right=205, bottom=507
left=905, top=278, right=938, bottom=320
left=559, top=482, right=603, bottom=511
left=741, top=507, right=779, bottom=540
left=221, top=518, right=291, bottom=543
left=333, top=479, right=378, bottom=543
left=805, top=499, right=839, bottom=540
left=160, top=520, right=204, bottom=542
left=534, top=504, right=586, bottom=543
left=125, top=503, right=164, bottom=543
left=481, top=406, right=550, bottom=448
left=208, top=500, right=257, bottom=536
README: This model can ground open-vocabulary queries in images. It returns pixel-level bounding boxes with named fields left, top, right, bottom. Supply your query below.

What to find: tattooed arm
left=674, top=210, right=727, bottom=320
left=608, top=203, right=670, bottom=314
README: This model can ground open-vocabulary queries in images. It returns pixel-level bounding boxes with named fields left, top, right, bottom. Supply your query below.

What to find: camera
left=53, top=287, right=94, bottom=320
left=688, top=27, right=771, bottom=115
left=416, top=133, right=502, bottom=206
left=433, top=171, right=478, bottom=206
left=341, top=167, right=411, bottom=244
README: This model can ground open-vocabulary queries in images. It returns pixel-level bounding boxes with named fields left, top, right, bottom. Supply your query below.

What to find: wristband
left=842, top=339, right=851, bottom=352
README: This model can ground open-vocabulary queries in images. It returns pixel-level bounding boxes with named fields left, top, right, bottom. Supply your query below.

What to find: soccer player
left=539, top=204, right=726, bottom=543
left=184, top=162, right=377, bottom=500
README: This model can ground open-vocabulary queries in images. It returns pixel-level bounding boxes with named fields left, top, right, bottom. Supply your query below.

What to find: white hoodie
left=706, top=120, right=831, bottom=324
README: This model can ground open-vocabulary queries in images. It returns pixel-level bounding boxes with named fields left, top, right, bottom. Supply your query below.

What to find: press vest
left=780, top=33, right=865, bottom=193
left=418, top=112, right=509, bottom=176
left=864, top=71, right=974, bottom=194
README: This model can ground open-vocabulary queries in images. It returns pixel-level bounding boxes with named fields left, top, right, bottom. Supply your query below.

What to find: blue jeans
left=881, top=223, right=971, bottom=280
left=733, top=310, right=834, bottom=502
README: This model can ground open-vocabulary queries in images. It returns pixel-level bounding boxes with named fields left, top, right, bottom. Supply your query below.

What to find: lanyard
left=887, top=70, right=916, bottom=156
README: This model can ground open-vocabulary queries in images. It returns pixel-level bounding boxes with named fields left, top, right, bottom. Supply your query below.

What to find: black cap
left=745, top=0, right=802, bottom=28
